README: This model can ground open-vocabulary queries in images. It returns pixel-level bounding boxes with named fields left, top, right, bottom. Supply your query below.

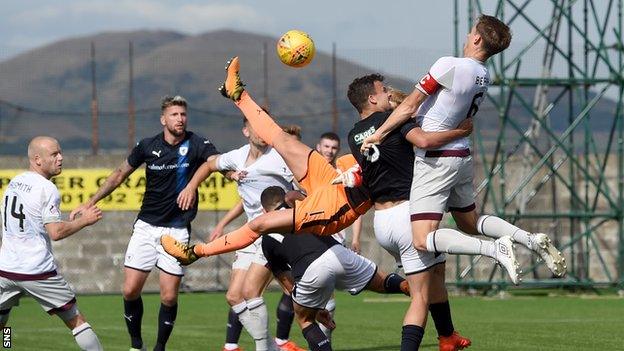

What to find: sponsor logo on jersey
left=353, top=126, right=376, bottom=145
left=50, top=204, right=60, bottom=216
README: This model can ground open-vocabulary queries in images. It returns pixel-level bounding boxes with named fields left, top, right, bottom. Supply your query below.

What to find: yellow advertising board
left=0, top=169, right=239, bottom=211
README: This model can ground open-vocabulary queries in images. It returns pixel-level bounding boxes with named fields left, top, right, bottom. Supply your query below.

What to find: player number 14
left=3, top=195, right=26, bottom=232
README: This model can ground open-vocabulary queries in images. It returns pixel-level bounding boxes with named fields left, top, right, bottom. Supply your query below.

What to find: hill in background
left=0, top=29, right=618, bottom=155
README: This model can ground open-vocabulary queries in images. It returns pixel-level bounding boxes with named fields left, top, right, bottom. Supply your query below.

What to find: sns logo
left=420, top=73, right=432, bottom=86
left=3, top=327, right=10, bottom=348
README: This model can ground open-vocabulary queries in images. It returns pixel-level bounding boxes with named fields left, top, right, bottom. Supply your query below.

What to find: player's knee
left=409, top=288, right=430, bottom=306
left=226, top=290, right=244, bottom=306
left=57, top=305, right=82, bottom=328
left=412, top=236, right=428, bottom=251
left=454, top=212, right=479, bottom=235
left=294, top=306, right=315, bottom=326
left=160, top=292, right=178, bottom=306
left=457, top=221, right=479, bottom=235
left=122, top=286, right=141, bottom=300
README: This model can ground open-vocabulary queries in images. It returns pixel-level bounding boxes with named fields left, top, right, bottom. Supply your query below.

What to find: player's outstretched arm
left=47, top=205, right=102, bottom=241
left=177, top=155, right=220, bottom=210
left=361, top=88, right=428, bottom=152
left=208, top=200, right=244, bottom=241
left=70, top=160, right=135, bottom=220
left=405, top=117, right=473, bottom=149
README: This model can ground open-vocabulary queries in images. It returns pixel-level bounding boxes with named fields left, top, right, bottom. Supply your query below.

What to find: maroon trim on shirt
left=0, top=269, right=57, bottom=281
left=425, top=148, right=471, bottom=158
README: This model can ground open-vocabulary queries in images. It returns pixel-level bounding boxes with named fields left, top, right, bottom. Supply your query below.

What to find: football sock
left=429, top=301, right=455, bottom=337
left=401, top=324, right=424, bottom=351
left=302, top=323, right=332, bottom=351
left=154, top=303, right=177, bottom=351
left=232, top=301, right=249, bottom=325
left=276, top=293, right=295, bottom=340
left=123, top=297, right=144, bottom=349
left=236, top=92, right=284, bottom=146
left=477, top=215, right=533, bottom=248
left=225, top=307, right=244, bottom=345
left=246, top=297, right=272, bottom=351
left=72, top=323, right=103, bottom=351
left=194, top=223, right=260, bottom=256
left=319, top=298, right=336, bottom=339
left=236, top=298, right=272, bottom=351
left=383, top=273, right=408, bottom=294
left=426, top=228, right=496, bottom=258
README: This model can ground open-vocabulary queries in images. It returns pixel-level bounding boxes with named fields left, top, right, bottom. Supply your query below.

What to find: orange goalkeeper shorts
left=294, top=150, right=371, bottom=236
left=294, top=183, right=361, bottom=236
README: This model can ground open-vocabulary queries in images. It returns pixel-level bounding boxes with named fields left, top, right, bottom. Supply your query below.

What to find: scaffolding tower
left=454, top=0, right=624, bottom=290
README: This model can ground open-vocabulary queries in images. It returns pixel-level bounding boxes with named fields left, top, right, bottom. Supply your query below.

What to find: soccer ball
left=276, top=30, right=315, bottom=68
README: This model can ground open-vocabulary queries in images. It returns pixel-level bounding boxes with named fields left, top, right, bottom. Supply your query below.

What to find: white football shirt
left=0, top=171, right=62, bottom=275
left=217, top=145, right=294, bottom=221
left=414, top=56, right=490, bottom=156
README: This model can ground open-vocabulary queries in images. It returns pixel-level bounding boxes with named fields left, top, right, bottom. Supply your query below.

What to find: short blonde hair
left=161, top=95, right=187, bottom=112
left=387, top=86, right=408, bottom=107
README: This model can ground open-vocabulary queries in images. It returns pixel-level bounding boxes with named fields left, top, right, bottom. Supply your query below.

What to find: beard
left=167, top=124, right=186, bottom=137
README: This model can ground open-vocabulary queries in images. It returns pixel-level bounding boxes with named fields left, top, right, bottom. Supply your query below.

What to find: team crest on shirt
left=50, top=204, right=60, bottom=216
left=178, top=146, right=188, bottom=156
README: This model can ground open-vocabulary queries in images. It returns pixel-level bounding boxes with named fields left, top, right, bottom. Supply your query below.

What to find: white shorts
left=374, top=202, right=446, bottom=274
left=125, top=219, right=189, bottom=276
left=410, top=155, right=475, bottom=221
left=232, top=236, right=267, bottom=270
left=292, top=245, right=376, bottom=309
left=0, top=275, right=76, bottom=314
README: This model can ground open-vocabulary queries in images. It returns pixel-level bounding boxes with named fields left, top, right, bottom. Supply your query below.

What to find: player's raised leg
left=472, top=215, right=566, bottom=277
left=161, top=208, right=294, bottom=260
left=219, top=56, right=314, bottom=182
left=413, top=218, right=521, bottom=285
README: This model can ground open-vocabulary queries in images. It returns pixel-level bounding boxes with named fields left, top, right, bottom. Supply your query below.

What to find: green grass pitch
left=4, top=291, right=621, bottom=350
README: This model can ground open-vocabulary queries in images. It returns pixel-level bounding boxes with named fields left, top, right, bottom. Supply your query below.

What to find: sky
left=0, top=0, right=484, bottom=80
left=0, top=1, right=620, bottom=82
left=0, top=1, right=459, bottom=55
